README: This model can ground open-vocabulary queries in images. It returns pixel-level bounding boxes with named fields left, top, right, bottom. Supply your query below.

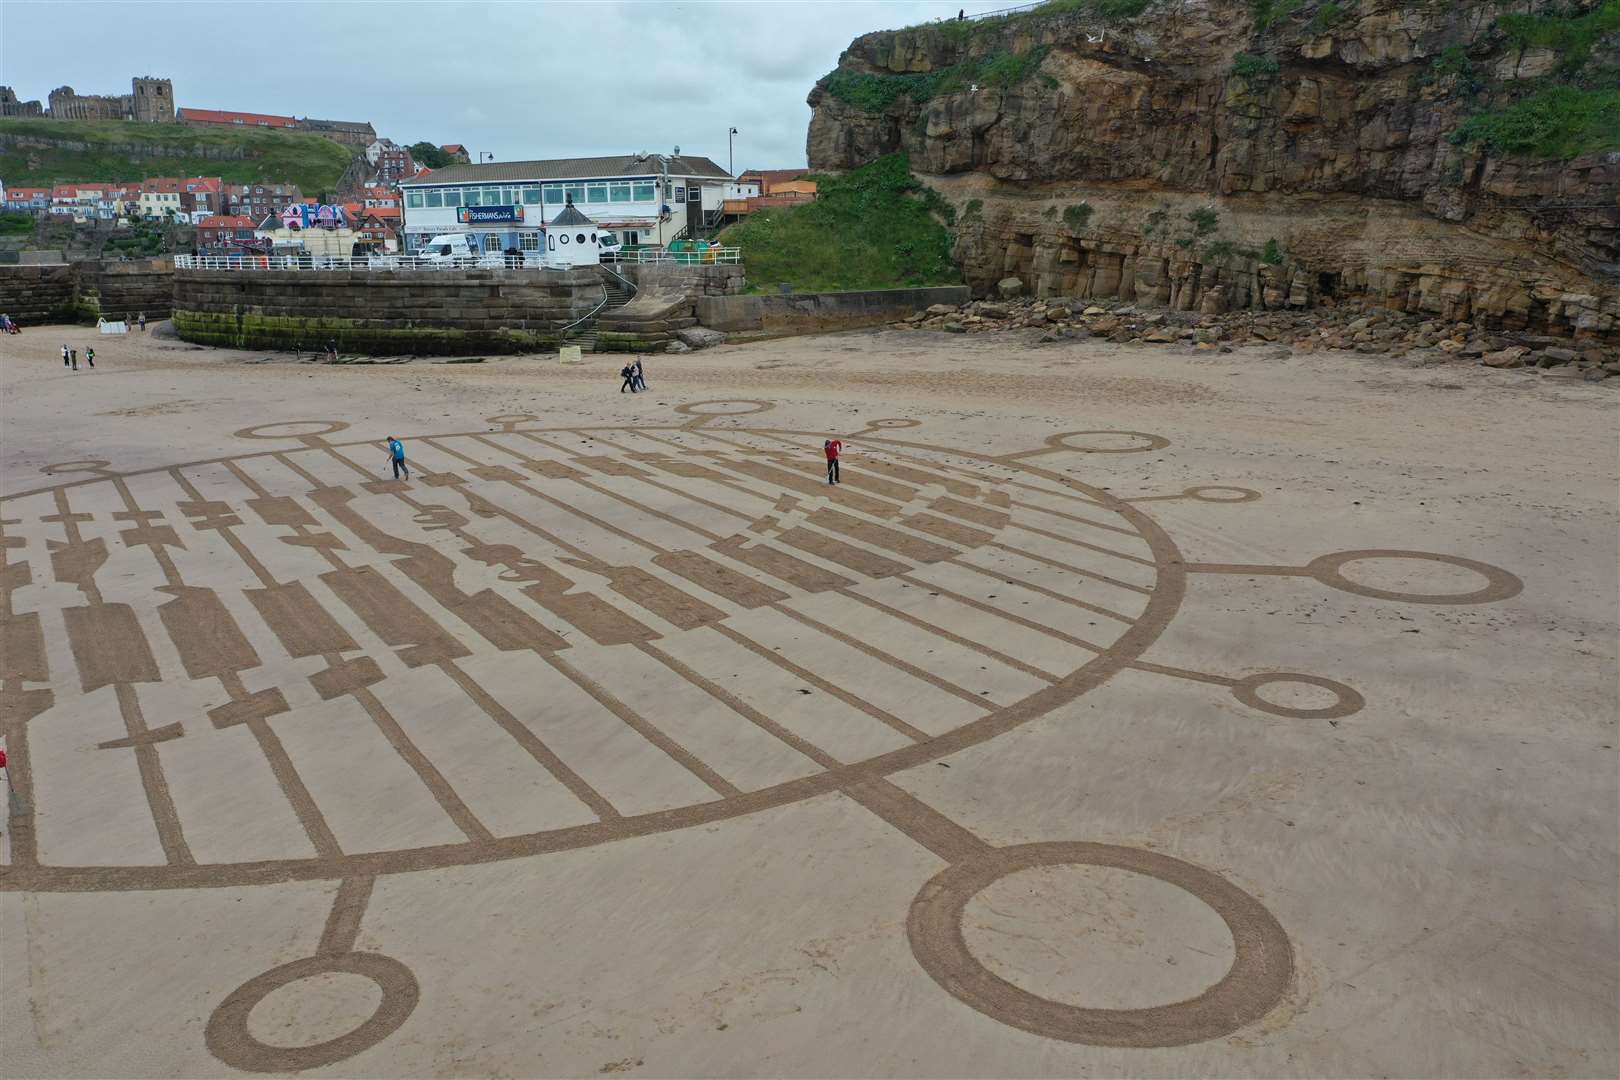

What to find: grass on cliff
left=1498, top=1, right=1619, bottom=73
left=1452, top=85, right=1620, bottom=159
left=825, top=45, right=1052, bottom=113
left=716, top=154, right=959, bottom=293
left=0, top=118, right=354, bottom=191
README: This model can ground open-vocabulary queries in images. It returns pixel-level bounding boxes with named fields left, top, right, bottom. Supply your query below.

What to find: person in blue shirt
left=386, top=435, right=410, bottom=480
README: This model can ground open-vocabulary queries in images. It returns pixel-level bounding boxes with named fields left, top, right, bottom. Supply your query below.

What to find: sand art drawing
left=0, top=402, right=1522, bottom=1071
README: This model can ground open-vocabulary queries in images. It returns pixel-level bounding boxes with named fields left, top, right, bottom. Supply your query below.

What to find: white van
left=598, top=232, right=625, bottom=261
left=417, top=233, right=477, bottom=266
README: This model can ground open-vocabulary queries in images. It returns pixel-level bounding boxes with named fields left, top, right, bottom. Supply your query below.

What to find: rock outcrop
left=807, top=0, right=1618, bottom=341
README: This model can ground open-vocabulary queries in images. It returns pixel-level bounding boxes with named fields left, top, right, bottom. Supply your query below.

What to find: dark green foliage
left=0, top=117, right=353, bottom=190
left=1042, top=205, right=1059, bottom=218
left=824, top=46, right=1051, bottom=113
left=1499, top=1, right=1619, bottom=73
left=1202, top=239, right=1236, bottom=261
left=1310, top=1, right=1344, bottom=32
left=963, top=198, right=984, bottom=221
left=1143, top=207, right=1168, bottom=235
left=1187, top=207, right=1220, bottom=236
left=0, top=210, right=34, bottom=237
left=1261, top=237, right=1284, bottom=264
left=1452, top=85, right=1620, bottom=159
left=1173, top=236, right=1194, bottom=248
left=408, top=142, right=454, bottom=169
left=716, top=154, right=960, bottom=293
left=1062, top=203, right=1094, bottom=230
left=1251, top=0, right=1302, bottom=31
left=1232, top=52, right=1282, bottom=80
left=104, top=221, right=169, bottom=258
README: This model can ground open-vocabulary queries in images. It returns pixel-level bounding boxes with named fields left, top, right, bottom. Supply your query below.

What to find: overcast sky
left=2, top=0, right=1012, bottom=171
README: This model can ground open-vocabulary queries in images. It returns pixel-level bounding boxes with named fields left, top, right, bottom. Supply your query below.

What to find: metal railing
left=601, top=246, right=740, bottom=265
left=175, top=252, right=574, bottom=272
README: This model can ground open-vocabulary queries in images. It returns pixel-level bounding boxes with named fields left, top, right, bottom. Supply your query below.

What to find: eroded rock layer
left=807, top=0, right=1618, bottom=340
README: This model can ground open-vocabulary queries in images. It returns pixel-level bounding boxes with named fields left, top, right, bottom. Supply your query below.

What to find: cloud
left=0, top=0, right=1013, bottom=170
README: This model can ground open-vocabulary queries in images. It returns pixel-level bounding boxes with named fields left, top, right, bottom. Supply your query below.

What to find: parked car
left=598, top=232, right=625, bottom=261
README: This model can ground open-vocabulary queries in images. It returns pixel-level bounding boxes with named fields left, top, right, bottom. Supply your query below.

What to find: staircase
left=564, top=267, right=637, bottom=352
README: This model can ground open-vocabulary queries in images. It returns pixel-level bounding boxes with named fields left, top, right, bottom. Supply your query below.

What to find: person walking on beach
left=620, top=363, right=637, bottom=393
left=138, top=312, right=146, bottom=332
left=385, top=435, right=410, bottom=480
left=85, top=346, right=95, bottom=369
left=326, top=339, right=338, bottom=361
left=62, top=343, right=70, bottom=368
left=69, top=348, right=78, bottom=371
left=824, top=438, right=842, bottom=485
left=632, top=356, right=647, bottom=392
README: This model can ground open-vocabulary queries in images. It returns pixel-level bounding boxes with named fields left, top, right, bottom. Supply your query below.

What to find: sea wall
left=172, top=266, right=603, bottom=354
left=0, top=258, right=174, bottom=323
left=696, top=285, right=971, bottom=334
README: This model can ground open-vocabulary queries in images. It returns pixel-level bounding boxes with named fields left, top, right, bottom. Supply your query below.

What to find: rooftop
left=400, top=153, right=730, bottom=186
left=180, top=107, right=298, bottom=127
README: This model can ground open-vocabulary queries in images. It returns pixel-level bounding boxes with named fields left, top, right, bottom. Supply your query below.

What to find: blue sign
left=457, top=205, right=523, bottom=224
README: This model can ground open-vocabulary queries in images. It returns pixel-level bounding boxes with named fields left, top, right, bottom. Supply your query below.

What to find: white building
left=398, top=152, right=733, bottom=255
left=542, top=200, right=600, bottom=267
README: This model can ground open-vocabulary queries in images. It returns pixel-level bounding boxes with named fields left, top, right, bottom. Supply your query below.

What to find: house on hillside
left=197, top=214, right=257, bottom=249
left=398, top=152, right=732, bottom=255
left=222, top=182, right=303, bottom=221
left=179, top=107, right=299, bottom=130
left=722, top=168, right=818, bottom=223
left=441, top=144, right=470, bottom=164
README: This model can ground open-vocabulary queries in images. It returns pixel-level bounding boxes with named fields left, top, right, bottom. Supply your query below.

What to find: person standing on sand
left=385, top=435, right=410, bottom=480
left=824, top=438, right=842, bottom=485
left=85, top=346, right=95, bottom=369
left=62, top=343, right=70, bottom=368
left=69, top=347, right=78, bottom=371
left=138, top=312, right=146, bottom=332
left=326, top=339, right=338, bottom=361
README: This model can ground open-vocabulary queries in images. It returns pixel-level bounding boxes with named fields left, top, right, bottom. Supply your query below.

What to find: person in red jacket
left=824, top=438, right=842, bottom=485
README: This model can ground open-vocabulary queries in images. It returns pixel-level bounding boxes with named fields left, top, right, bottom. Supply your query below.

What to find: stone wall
left=172, top=266, right=602, bottom=354
left=697, top=285, right=971, bottom=334
left=77, top=258, right=174, bottom=321
left=0, top=264, right=81, bottom=323
left=620, top=263, right=746, bottom=302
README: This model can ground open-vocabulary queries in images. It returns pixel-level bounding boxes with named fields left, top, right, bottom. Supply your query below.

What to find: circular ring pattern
left=673, top=399, right=774, bottom=417
left=1230, top=672, right=1364, bottom=720
left=205, top=952, right=419, bottom=1073
left=908, top=842, right=1293, bottom=1047
left=233, top=420, right=351, bottom=441
left=1183, top=485, right=1261, bottom=503
left=1044, top=431, right=1171, bottom=454
left=867, top=418, right=922, bottom=429
left=484, top=413, right=540, bottom=428
left=1306, top=549, right=1523, bottom=605
left=40, top=459, right=114, bottom=476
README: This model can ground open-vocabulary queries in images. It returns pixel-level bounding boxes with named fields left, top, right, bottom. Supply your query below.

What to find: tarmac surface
left=1, top=325, right=1616, bottom=1077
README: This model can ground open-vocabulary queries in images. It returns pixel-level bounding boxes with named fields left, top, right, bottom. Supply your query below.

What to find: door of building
left=686, top=185, right=701, bottom=236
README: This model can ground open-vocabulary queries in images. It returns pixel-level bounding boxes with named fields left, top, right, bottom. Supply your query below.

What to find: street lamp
left=728, top=127, right=738, bottom=176
left=479, top=151, right=495, bottom=164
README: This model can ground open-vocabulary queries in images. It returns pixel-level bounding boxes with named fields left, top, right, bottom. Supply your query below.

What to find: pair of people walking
left=60, top=344, right=94, bottom=371
left=619, top=356, right=647, bottom=393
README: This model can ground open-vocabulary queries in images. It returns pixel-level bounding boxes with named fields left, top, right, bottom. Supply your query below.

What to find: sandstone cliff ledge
left=806, top=0, right=1618, bottom=341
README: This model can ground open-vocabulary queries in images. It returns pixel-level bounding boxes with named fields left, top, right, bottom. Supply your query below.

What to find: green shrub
left=0, top=210, right=34, bottom=237
left=824, top=45, right=1050, bottom=114
left=1062, top=203, right=1094, bottom=230
left=1232, top=52, right=1282, bottom=80
left=1251, top=0, right=1302, bottom=31
left=1187, top=207, right=1220, bottom=236
left=1261, top=237, right=1285, bottom=264
left=1310, top=1, right=1344, bottom=32
left=1142, top=207, right=1168, bottom=235
left=716, top=154, right=959, bottom=292
left=1499, top=1, right=1619, bottom=72
left=963, top=198, right=984, bottom=221
left=1452, top=85, right=1620, bottom=159
left=1202, top=239, right=1236, bottom=261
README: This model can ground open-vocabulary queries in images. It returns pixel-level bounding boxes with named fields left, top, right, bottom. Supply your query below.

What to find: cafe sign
left=457, top=205, right=524, bottom=224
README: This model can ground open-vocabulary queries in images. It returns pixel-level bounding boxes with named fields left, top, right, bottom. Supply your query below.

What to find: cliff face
left=806, top=0, right=1619, bottom=340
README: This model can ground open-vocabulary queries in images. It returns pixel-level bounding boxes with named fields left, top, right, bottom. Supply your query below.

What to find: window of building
left=426, top=189, right=443, bottom=208
left=543, top=185, right=563, bottom=205
left=575, top=233, right=586, bottom=244
left=483, top=234, right=502, bottom=253
left=610, top=182, right=631, bottom=203
left=522, top=187, right=540, bottom=205
left=559, top=233, right=569, bottom=245
left=674, top=186, right=685, bottom=204
left=635, top=181, right=657, bottom=201
left=520, top=231, right=540, bottom=252
left=547, top=234, right=555, bottom=251
left=483, top=186, right=502, bottom=205
left=586, top=183, right=608, bottom=203
left=564, top=183, right=585, bottom=203
left=443, top=188, right=462, bottom=207
left=463, top=188, right=481, bottom=207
